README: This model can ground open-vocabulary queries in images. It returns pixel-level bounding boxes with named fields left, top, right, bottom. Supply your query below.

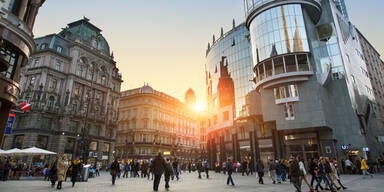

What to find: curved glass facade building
left=241, top=0, right=380, bottom=162
left=206, top=23, right=254, bottom=117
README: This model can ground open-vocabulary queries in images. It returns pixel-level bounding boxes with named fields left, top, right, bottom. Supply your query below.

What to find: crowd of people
left=2, top=152, right=384, bottom=191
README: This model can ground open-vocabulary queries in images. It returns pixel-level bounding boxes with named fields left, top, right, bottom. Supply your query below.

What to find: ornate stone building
left=3, top=18, right=122, bottom=165
left=0, top=0, right=46, bottom=146
left=116, top=85, right=199, bottom=161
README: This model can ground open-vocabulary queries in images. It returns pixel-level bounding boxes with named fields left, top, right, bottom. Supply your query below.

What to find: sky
left=32, top=0, right=384, bottom=109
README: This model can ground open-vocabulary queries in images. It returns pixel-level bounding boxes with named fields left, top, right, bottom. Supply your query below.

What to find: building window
left=77, top=66, right=83, bottom=77
left=93, top=40, right=98, bottom=48
left=50, top=78, right=57, bottom=90
left=37, top=135, right=49, bottom=149
left=89, top=141, right=98, bottom=151
left=41, top=117, right=52, bottom=129
left=40, top=43, right=47, bottom=50
left=0, top=45, right=19, bottom=79
left=33, top=58, right=40, bottom=67
left=56, top=46, right=63, bottom=53
left=88, top=71, right=94, bottom=80
left=64, top=138, right=75, bottom=154
left=223, top=111, right=229, bottom=121
left=55, top=61, right=61, bottom=71
left=8, top=0, right=22, bottom=16
left=274, top=84, right=299, bottom=100
left=102, top=143, right=110, bottom=154
left=29, top=76, right=36, bottom=86
left=13, top=135, right=24, bottom=148
left=283, top=103, right=295, bottom=120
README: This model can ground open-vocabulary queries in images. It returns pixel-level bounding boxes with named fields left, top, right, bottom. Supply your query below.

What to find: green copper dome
left=58, top=17, right=110, bottom=56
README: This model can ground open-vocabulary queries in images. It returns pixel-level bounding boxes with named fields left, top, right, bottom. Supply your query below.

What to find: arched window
left=93, top=40, right=98, bottom=48
left=47, top=96, right=55, bottom=110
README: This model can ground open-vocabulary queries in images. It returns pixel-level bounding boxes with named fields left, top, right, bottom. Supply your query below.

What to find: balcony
left=254, top=53, right=313, bottom=90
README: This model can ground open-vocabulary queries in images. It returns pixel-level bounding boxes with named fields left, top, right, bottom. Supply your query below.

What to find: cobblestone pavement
left=0, top=171, right=382, bottom=192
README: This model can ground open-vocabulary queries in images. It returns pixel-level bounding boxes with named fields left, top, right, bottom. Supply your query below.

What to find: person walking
left=164, top=158, right=174, bottom=191
left=345, top=159, right=353, bottom=174
left=275, top=160, right=282, bottom=184
left=309, top=158, right=321, bottom=190
left=56, top=154, right=69, bottom=190
left=70, top=157, right=81, bottom=187
left=49, top=154, right=60, bottom=188
left=150, top=152, right=167, bottom=192
left=315, top=157, right=336, bottom=192
left=110, top=159, right=120, bottom=185
left=226, top=159, right=235, bottom=186
left=268, top=159, right=276, bottom=184
left=256, top=159, right=264, bottom=184
left=172, top=159, right=179, bottom=180
left=361, top=157, right=373, bottom=178
left=204, top=160, right=210, bottom=179
left=289, top=155, right=301, bottom=192
left=123, top=162, right=130, bottom=178
left=330, top=159, right=347, bottom=190
left=197, top=160, right=203, bottom=179
left=297, top=156, right=314, bottom=192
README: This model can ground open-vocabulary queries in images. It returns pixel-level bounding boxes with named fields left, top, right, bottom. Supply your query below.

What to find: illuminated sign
left=5, top=114, right=15, bottom=135
left=163, top=151, right=171, bottom=155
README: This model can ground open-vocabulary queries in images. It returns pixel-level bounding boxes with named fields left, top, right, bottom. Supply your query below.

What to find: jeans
left=153, top=174, right=162, bottom=191
left=227, top=174, right=234, bottom=185
left=316, top=175, right=332, bottom=190
left=291, top=176, right=301, bottom=192
left=173, top=168, right=179, bottom=180
left=276, top=174, right=282, bottom=183
left=205, top=169, right=209, bottom=178
left=112, top=174, right=116, bottom=185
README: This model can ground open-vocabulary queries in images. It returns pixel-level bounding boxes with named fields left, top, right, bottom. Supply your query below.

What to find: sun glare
left=194, top=103, right=206, bottom=112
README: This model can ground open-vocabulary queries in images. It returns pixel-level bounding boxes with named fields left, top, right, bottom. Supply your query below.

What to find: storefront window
left=89, top=141, right=98, bottom=151
left=14, top=135, right=24, bottom=148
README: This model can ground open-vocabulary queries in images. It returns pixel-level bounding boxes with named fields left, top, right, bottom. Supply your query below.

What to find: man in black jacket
left=150, top=153, right=167, bottom=192
left=226, top=159, right=235, bottom=186
left=289, top=155, right=301, bottom=192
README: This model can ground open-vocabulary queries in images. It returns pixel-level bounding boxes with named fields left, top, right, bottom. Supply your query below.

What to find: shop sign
left=341, top=144, right=348, bottom=150
left=4, top=113, right=15, bottom=134
left=5, top=84, right=18, bottom=98
left=102, top=155, right=108, bottom=160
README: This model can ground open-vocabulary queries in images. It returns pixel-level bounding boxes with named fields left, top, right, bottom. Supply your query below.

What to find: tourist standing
left=70, top=157, right=82, bottom=187
left=256, top=159, right=264, bottom=184
left=110, top=159, right=120, bottom=185
left=150, top=152, right=167, bottom=192
left=226, top=159, right=235, bottom=186
left=56, top=154, right=69, bottom=190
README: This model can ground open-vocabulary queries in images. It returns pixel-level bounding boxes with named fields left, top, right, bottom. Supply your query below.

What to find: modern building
left=205, top=21, right=255, bottom=166
left=116, top=85, right=200, bottom=162
left=3, top=18, right=122, bottom=166
left=356, top=28, right=384, bottom=148
left=0, top=0, right=46, bottom=146
left=244, top=0, right=382, bottom=161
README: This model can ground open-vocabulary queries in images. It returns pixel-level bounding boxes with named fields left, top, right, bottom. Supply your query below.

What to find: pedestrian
left=361, top=157, right=373, bottom=178
left=315, top=157, right=336, bottom=192
left=49, top=154, right=60, bottom=188
left=297, top=156, right=314, bottom=192
left=188, top=161, right=192, bottom=173
left=275, top=160, right=282, bottom=184
left=164, top=158, right=174, bottom=191
left=123, top=162, right=129, bottom=178
left=150, top=152, right=167, bottom=192
left=172, top=159, right=179, bottom=180
left=110, top=159, right=120, bottom=185
left=345, top=159, right=353, bottom=174
left=268, top=159, right=276, bottom=184
left=324, top=157, right=341, bottom=190
left=281, top=160, right=288, bottom=182
left=289, top=155, right=301, bottom=192
left=309, top=158, right=321, bottom=189
left=256, top=159, right=264, bottom=184
left=226, top=159, right=235, bottom=186
left=241, top=160, right=248, bottom=176
left=330, top=159, right=347, bottom=190
left=70, top=157, right=81, bottom=187
left=204, top=160, right=210, bottom=179
left=56, top=154, right=69, bottom=190
left=197, top=160, right=203, bottom=179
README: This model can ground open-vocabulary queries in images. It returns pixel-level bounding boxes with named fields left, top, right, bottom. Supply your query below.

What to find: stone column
left=0, top=102, right=12, bottom=147
left=26, top=2, right=39, bottom=29
left=18, top=0, right=29, bottom=20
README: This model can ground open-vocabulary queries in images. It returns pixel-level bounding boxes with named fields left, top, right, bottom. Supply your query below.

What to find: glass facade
left=249, top=4, right=310, bottom=63
left=244, top=0, right=321, bottom=15
left=206, top=24, right=254, bottom=116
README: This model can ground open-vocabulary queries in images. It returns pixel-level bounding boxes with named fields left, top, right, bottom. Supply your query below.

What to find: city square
left=0, top=172, right=383, bottom=192
left=1, top=0, right=384, bottom=191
